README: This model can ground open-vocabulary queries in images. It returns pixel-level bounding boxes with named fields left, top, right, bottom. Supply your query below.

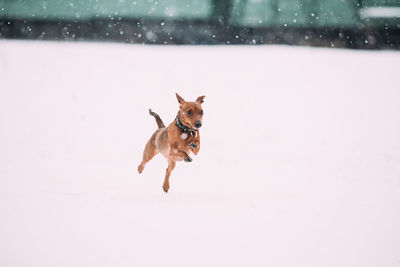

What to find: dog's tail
left=149, top=109, right=166, bottom=129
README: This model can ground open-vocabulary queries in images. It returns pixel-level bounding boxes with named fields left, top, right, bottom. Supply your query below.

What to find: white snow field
left=0, top=40, right=400, bottom=267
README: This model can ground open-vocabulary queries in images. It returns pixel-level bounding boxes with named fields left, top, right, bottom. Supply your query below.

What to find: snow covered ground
left=0, top=40, right=400, bottom=267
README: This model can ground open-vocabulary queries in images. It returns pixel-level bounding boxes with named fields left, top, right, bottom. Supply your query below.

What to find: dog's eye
left=187, top=110, right=192, bottom=115
left=200, top=110, right=204, bottom=115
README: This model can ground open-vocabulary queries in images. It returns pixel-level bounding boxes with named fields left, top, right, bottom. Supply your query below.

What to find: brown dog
left=138, top=93, right=205, bottom=193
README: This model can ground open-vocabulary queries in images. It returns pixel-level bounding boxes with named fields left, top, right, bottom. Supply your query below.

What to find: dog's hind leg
left=163, top=159, right=176, bottom=193
left=138, top=132, right=159, bottom=173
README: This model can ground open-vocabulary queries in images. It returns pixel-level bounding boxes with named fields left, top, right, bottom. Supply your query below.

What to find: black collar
left=175, top=113, right=198, bottom=133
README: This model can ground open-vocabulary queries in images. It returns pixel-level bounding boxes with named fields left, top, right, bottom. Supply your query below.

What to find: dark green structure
left=0, top=0, right=212, bottom=20
left=0, top=0, right=399, bottom=48
left=2, top=0, right=399, bottom=27
left=230, top=0, right=361, bottom=28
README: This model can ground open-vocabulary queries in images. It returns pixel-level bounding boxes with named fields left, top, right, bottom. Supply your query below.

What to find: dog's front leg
left=169, top=144, right=192, bottom=162
left=190, top=140, right=200, bottom=155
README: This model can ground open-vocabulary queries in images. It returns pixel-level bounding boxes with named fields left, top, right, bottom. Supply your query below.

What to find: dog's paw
left=138, top=164, right=144, bottom=174
left=163, top=183, right=169, bottom=193
left=190, top=143, right=197, bottom=149
left=184, top=157, right=192, bottom=162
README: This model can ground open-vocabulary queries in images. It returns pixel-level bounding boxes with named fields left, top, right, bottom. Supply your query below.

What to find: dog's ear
left=196, top=95, right=205, bottom=104
left=176, top=93, right=185, bottom=104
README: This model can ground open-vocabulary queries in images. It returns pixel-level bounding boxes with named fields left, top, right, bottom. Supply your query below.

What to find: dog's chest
left=179, top=132, right=195, bottom=150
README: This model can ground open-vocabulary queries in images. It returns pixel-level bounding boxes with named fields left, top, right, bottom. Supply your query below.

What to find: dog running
left=138, top=93, right=205, bottom=193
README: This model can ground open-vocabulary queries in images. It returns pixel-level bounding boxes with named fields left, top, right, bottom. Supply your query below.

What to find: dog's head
left=176, top=93, right=205, bottom=130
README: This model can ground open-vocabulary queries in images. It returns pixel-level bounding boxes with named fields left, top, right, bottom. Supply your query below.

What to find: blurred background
left=1, top=0, right=400, bottom=49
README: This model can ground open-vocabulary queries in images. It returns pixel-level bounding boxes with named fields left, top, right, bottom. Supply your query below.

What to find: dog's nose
left=195, top=121, right=202, bottom=128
